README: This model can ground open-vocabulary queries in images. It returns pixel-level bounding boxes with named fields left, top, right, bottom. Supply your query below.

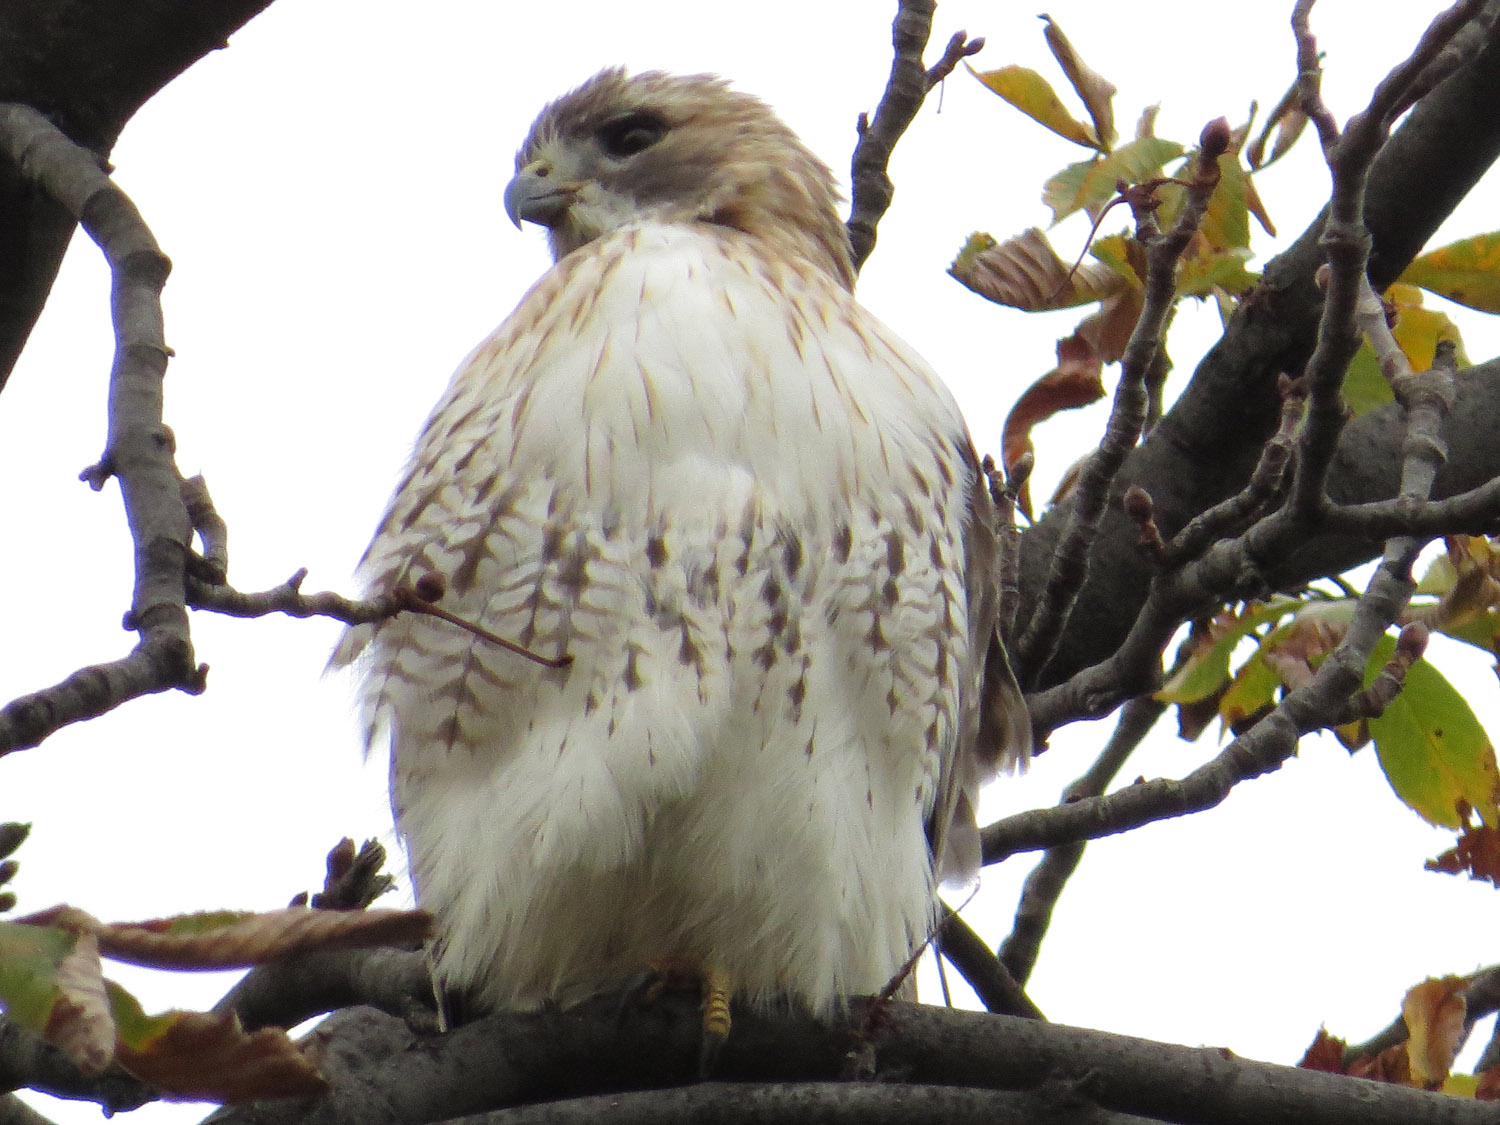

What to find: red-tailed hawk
left=332, top=69, right=1028, bottom=1027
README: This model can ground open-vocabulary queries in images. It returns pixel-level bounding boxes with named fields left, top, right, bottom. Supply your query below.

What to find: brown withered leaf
left=1260, top=615, right=1348, bottom=693
left=1298, top=1028, right=1348, bottom=1073
left=1426, top=822, right=1500, bottom=887
left=1175, top=689, right=1227, bottom=742
left=1078, top=288, right=1145, bottom=365
left=1477, top=1065, right=1500, bottom=1100
left=1002, top=332, right=1106, bottom=517
left=1349, top=1042, right=1414, bottom=1085
left=1041, top=15, right=1117, bottom=151
left=116, top=1009, right=326, bottom=1103
left=97, top=907, right=432, bottom=970
left=949, top=228, right=1126, bottom=311
left=1405, top=976, right=1469, bottom=1087
left=44, top=933, right=114, bottom=1075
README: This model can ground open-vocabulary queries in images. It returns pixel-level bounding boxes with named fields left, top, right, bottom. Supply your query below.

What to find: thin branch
left=188, top=571, right=573, bottom=669
left=1343, top=962, right=1500, bottom=1068
left=1014, top=120, right=1230, bottom=686
left=0, top=103, right=200, bottom=757
left=1159, top=376, right=1304, bottom=568
left=999, top=697, right=1164, bottom=985
left=180, top=471, right=228, bottom=584
left=213, top=945, right=435, bottom=1034
left=847, top=0, right=982, bottom=273
left=934, top=911, right=1043, bottom=1019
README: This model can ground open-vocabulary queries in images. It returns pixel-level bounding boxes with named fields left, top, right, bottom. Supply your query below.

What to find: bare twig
left=935, top=911, right=1043, bottom=1019
left=847, top=1, right=982, bottom=273
left=0, top=104, right=200, bottom=757
left=213, top=946, right=436, bottom=1034
left=180, top=472, right=228, bottom=584
left=189, top=571, right=573, bottom=669
left=1159, top=376, right=1304, bottom=568
left=999, top=697, right=1164, bottom=985
left=1015, top=121, right=1231, bottom=686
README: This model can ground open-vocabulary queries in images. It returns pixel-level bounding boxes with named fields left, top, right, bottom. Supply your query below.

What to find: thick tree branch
left=207, top=999, right=1500, bottom=1125
left=455, top=1083, right=1159, bottom=1125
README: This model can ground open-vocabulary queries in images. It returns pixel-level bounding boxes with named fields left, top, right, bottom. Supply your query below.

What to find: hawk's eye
left=597, top=112, right=667, bottom=159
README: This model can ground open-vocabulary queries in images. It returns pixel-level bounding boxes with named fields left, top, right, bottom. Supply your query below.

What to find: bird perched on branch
left=332, top=69, right=1028, bottom=1036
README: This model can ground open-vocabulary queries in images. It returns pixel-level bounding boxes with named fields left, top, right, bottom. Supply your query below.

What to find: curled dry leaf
left=949, top=227, right=1125, bottom=311
left=1001, top=331, right=1105, bottom=518
left=1040, top=14, right=1117, bottom=151
left=97, top=906, right=432, bottom=970
left=114, top=1003, right=326, bottom=1103
left=44, top=932, right=114, bottom=1076
left=1246, top=75, right=1309, bottom=170
left=1404, top=976, right=1469, bottom=1088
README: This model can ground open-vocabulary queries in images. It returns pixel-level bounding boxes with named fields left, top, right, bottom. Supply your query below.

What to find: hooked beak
left=503, top=163, right=577, bottom=230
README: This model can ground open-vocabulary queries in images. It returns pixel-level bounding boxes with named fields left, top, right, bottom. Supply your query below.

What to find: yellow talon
left=700, top=965, right=732, bottom=1075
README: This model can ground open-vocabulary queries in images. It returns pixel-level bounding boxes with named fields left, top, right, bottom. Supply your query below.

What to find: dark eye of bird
left=597, top=112, right=667, bottom=158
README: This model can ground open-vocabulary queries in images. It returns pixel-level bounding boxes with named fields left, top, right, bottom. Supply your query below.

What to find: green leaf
left=1366, top=634, right=1500, bottom=829
left=1219, top=648, right=1282, bottom=729
left=0, top=921, right=75, bottom=1031
left=1400, top=231, right=1500, bottom=314
left=969, top=63, right=1099, bottom=149
left=1432, top=608, right=1500, bottom=656
left=1156, top=597, right=1304, bottom=704
left=1177, top=246, right=1257, bottom=299
left=105, top=979, right=176, bottom=1052
left=1201, top=154, right=1251, bottom=253
left=1342, top=340, right=1397, bottom=416
left=1043, top=137, right=1185, bottom=223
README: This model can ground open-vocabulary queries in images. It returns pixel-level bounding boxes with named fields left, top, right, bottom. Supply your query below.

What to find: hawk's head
left=505, top=69, right=854, bottom=289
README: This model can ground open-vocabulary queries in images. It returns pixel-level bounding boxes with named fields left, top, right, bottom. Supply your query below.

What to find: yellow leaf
left=1400, top=232, right=1500, bottom=313
left=969, top=63, right=1098, bottom=149
left=1040, top=15, right=1116, bottom=151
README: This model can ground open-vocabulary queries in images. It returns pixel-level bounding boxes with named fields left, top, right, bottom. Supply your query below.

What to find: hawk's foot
left=617, top=958, right=732, bottom=1077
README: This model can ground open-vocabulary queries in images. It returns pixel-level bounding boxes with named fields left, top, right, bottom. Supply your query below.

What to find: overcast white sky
left=6, top=2, right=1500, bottom=1121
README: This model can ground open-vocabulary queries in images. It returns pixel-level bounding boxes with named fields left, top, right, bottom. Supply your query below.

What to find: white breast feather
left=332, top=221, right=981, bottom=1014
